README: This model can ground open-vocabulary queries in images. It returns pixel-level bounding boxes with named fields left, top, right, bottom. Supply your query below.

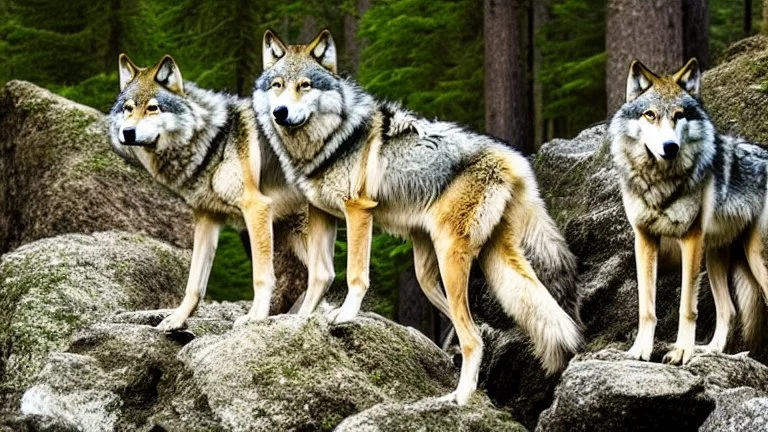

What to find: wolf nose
left=273, top=106, right=289, bottom=124
left=122, top=127, right=136, bottom=145
left=662, top=141, right=679, bottom=160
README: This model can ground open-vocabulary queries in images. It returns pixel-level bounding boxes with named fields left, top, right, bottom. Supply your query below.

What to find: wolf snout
left=662, top=141, right=679, bottom=160
left=273, top=106, right=289, bottom=125
left=122, top=127, right=136, bottom=145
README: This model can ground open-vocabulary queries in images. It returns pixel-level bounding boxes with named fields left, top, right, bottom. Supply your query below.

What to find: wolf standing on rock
left=252, top=29, right=583, bottom=405
left=611, top=58, right=768, bottom=365
left=107, top=55, right=336, bottom=331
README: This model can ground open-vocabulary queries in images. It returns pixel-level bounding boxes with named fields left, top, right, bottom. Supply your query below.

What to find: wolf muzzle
left=661, top=141, right=679, bottom=160
left=121, top=127, right=156, bottom=147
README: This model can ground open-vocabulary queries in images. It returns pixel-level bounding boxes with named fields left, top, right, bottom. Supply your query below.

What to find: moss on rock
left=0, top=231, right=189, bottom=410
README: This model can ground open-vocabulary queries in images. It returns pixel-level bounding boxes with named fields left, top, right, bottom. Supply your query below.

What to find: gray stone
left=19, top=311, right=519, bottom=431
left=700, top=387, right=768, bottom=432
left=0, top=231, right=189, bottom=411
left=536, top=349, right=768, bottom=431
left=335, top=397, right=526, bottom=432
left=0, top=80, right=194, bottom=253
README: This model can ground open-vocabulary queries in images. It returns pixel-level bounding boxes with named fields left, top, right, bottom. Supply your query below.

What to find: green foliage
left=207, top=227, right=252, bottom=302
left=332, top=227, right=412, bottom=319
left=710, top=0, right=764, bottom=61
left=358, top=0, right=484, bottom=130
left=538, top=0, right=606, bottom=137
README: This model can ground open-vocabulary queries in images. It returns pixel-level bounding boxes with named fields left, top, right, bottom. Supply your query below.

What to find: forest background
left=0, top=0, right=762, bottom=319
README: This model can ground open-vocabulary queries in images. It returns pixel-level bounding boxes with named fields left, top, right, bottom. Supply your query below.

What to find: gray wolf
left=610, top=58, right=768, bottom=365
left=252, top=29, right=582, bottom=405
left=108, top=54, right=337, bottom=331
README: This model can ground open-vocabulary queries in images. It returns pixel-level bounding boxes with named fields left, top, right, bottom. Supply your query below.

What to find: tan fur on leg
left=328, top=198, right=376, bottom=323
left=627, top=226, right=659, bottom=361
left=703, top=247, right=735, bottom=352
left=297, top=205, right=337, bottom=315
left=412, top=231, right=450, bottom=318
left=433, top=235, right=482, bottom=406
left=663, top=227, right=704, bottom=365
left=158, top=213, right=221, bottom=331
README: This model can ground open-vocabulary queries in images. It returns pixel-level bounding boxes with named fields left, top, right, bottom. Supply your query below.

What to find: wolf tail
left=519, top=195, right=582, bottom=326
left=479, top=190, right=583, bottom=374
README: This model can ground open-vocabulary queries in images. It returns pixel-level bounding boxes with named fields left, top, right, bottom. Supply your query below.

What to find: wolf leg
left=328, top=199, right=375, bottom=324
left=432, top=235, right=481, bottom=406
left=158, top=214, right=220, bottom=331
left=663, top=229, right=704, bottom=365
left=297, top=206, right=337, bottom=316
left=412, top=231, right=450, bottom=318
left=745, top=227, right=768, bottom=302
left=702, top=247, right=734, bottom=352
left=234, top=190, right=276, bottom=326
left=627, top=226, right=659, bottom=361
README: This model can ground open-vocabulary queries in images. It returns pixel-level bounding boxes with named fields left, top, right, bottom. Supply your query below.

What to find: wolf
left=610, top=58, right=768, bottom=365
left=251, top=29, right=583, bottom=405
left=108, top=54, right=337, bottom=331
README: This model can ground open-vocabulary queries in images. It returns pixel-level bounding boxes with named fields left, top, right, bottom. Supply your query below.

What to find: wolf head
left=109, top=54, right=191, bottom=151
left=255, top=29, right=344, bottom=131
left=610, top=58, right=713, bottom=162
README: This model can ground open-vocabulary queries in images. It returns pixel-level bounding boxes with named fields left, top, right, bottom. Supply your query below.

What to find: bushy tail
left=479, top=202, right=583, bottom=374
left=519, top=196, right=582, bottom=327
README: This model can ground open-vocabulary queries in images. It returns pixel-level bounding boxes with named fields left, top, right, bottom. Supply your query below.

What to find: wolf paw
left=233, top=314, right=257, bottom=327
left=327, top=306, right=359, bottom=324
left=626, top=343, right=652, bottom=361
left=157, top=311, right=188, bottom=332
left=436, top=390, right=471, bottom=406
left=662, top=346, right=694, bottom=365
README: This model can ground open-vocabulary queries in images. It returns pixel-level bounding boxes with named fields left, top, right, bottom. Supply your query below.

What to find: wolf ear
left=118, top=54, right=139, bottom=91
left=626, top=60, right=658, bottom=103
left=263, top=30, right=287, bottom=70
left=674, top=58, right=700, bottom=97
left=154, top=55, right=184, bottom=94
left=306, top=29, right=337, bottom=73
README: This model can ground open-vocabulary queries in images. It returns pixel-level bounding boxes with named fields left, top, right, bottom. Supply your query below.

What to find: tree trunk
left=764, top=0, right=768, bottom=34
left=106, top=0, right=121, bottom=72
left=532, top=0, right=549, bottom=148
left=606, top=0, right=683, bottom=115
left=745, top=0, right=753, bottom=36
left=342, top=0, right=373, bottom=74
left=484, top=0, right=534, bottom=154
left=299, top=15, right=319, bottom=43
left=683, top=0, right=709, bottom=70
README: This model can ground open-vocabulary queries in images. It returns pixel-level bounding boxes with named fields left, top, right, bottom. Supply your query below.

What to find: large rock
left=18, top=310, right=524, bottom=431
left=702, top=35, right=768, bottom=145
left=0, top=231, right=189, bottom=412
left=536, top=349, right=768, bottom=431
left=0, top=80, right=194, bottom=252
left=700, top=387, right=768, bottom=432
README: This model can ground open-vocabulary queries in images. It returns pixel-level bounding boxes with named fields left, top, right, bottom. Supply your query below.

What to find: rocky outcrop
left=0, top=231, right=189, bottom=413
left=0, top=80, right=194, bottom=252
left=17, top=309, right=523, bottom=432
left=701, top=35, right=768, bottom=145
left=537, top=349, right=768, bottom=431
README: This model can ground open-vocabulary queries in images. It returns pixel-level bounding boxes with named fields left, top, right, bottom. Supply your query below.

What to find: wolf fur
left=610, top=58, right=768, bottom=365
left=252, top=29, right=582, bottom=405
left=108, top=54, right=336, bottom=331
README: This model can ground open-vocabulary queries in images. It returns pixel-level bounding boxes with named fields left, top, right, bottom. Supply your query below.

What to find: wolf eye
left=643, top=110, right=656, bottom=121
left=673, top=111, right=685, bottom=121
left=147, top=104, right=159, bottom=113
left=124, top=105, right=134, bottom=113
left=271, top=81, right=283, bottom=89
left=300, top=81, right=311, bottom=90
